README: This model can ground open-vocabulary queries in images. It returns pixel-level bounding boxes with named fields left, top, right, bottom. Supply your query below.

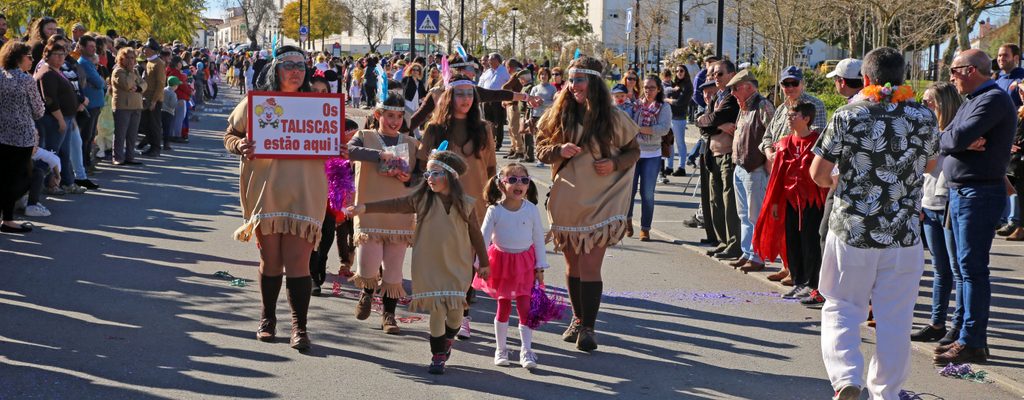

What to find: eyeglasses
left=453, top=88, right=475, bottom=98
left=423, top=170, right=447, bottom=179
left=949, top=65, right=973, bottom=74
left=570, top=77, right=588, bottom=84
left=643, top=85, right=659, bottom=90
left=502, top=175, right=531, bottom=185
left=279, top=61, right=305, bottom=71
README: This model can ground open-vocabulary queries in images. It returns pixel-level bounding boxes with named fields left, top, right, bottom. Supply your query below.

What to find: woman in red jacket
left=166, top=56, right=191, bottom=142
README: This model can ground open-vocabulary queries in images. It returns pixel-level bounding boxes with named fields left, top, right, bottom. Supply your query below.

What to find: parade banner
left=247, top=91, right=346, bottom=159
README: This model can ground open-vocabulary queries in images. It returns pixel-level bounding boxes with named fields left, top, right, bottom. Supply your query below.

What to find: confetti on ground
left=213, top=271, right=249, bottom=287
left=600, top=289, right=797, bottom=306
left=938, top=363, right=989, bottom=383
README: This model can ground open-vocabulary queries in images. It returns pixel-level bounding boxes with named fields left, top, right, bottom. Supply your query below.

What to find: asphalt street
left=1, top=91, right=1022, bottom=400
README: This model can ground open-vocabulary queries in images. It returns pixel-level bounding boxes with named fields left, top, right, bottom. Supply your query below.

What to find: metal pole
left=735, top=0, right=741, bottom=61
left=459, top=0, right=465, bottom=45
left=307, top=0, right=312, bottom=50
left=512, top=11, right=517, bottom=56
left=677, top=0, right=684, bottom=48
left=715, top=0, right=724, bottom=57
left=410, top=0, right=416, bottom=59
left=634, top=0, right=640, bottom=70
left=298, top=0, right=303, bottom=49
left=1019, top=0, right=1023, bottom=51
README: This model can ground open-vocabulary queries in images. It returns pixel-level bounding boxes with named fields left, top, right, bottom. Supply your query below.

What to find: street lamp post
left=634, top=0, right=640, bottom=70
left=677, top=0, right=684, bottom=48
left=512, top=7, right=518, bottom=57
left=716, top=0, right=724, bottom=57
left=410, top=0, right=416, bottom=59
left=460, top=0, right=466, bottom=45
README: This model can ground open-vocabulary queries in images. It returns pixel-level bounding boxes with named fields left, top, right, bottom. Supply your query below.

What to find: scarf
left=634, top=100, right=662, bottom=127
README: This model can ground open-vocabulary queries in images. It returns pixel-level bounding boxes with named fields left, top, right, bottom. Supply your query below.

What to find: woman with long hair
left=417, top=73, right=498, bottom=340
left=620, top=69, right=641, bottom=101
left=536, top=56, right=640, bottom=352
left=402, top=61, right=427, bottom=128
left=223, top=45, right=333, bottom=352
left=27, top=17, right=58, bottom=66
left=626, top=75, right=672, bottom=241
left=910, top=82, right=964, bottom=344
left=666, top=65, right=694, bottom=176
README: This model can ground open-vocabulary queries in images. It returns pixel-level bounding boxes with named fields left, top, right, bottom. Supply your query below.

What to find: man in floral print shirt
left=808, top=47, right=938, bottom=400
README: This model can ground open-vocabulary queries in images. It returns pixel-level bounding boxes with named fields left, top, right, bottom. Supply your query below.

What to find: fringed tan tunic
left=223, top=98, right=328, bottom=244
left=536, top=109, right=641, bottom=254
left=364, top=194, right=488, bottom=315
left=349, top=129, right=419, bottom=297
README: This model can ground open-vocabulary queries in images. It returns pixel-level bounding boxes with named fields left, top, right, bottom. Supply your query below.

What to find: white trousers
left=819, top=234, right=923, bottom=400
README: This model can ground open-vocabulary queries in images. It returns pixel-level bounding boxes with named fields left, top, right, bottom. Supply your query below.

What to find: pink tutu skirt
left=473, top=244, right=536, bottom=300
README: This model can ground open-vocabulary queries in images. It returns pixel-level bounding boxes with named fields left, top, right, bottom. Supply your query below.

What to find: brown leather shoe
left=934, top=342, right=987, bottom=365
left=780, top=277, right=795, bottom=286
left=740, top=261, right=765, bottom=273
left=290, top=329, right=311, bottom=350
left=767, top=269, right=789, bottom=281
left=256, top=318, right=276, bottom=342
left=1007, top=227, right=1024, bottom=241
left=382, top=312, right=400, bottom=334
left=729, top=257, right=749, bottom=268
left=355, top=291, right=373, bottom=320
left=626, top=219, right=634, bottom=237
left=562, top=318, right=581, bottom=343
left=639, top=230, right=650, bottom=241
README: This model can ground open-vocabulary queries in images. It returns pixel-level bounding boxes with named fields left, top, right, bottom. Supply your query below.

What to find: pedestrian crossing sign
left=416, top=10, right=440, bottom=34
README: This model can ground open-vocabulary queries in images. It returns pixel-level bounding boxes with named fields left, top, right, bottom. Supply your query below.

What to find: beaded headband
left=567, top=68, right=602, bottom=77
left=275, top=51, right=305, bottom=61
left=427, top=160, right=459, bottom=177
left=376, top=105, right=406, bottom=112
left=450, top=62, right=476, bottom=69
left=447, top=79, right=476, bottom=89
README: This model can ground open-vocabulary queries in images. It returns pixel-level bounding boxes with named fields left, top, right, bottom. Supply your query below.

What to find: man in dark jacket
left=694, top=60, right=742, bottom=260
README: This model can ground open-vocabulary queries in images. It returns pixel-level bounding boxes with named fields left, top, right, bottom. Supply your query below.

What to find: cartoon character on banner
left=255, top=98, right=284, bottom=129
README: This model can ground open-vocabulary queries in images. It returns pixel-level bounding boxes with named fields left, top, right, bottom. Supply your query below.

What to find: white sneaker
left=519, top=350, right=538, bottom=369
left=24, top=204, right=51, bottom=217
left=61, top=184, right=87, bottom=194
left=494, top=349, right=510, bottom=366
left=535, top=161, right=545, bottom=168
left=457, top=316, right=471, bottom=340
left=15, top=195, right=28, bottom=211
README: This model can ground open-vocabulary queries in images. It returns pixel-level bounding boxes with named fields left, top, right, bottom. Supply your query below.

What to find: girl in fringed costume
left=347, top=93, right=421, bottom=334
left=223, top=46, right=341, bottom=351
left=472, top=163, right=548, bottom=369
left=348, top=150, right=489, bottom=375
left=417, top=73, right=498, bottom=340
left=753, top=102, right=828, bottom=303
left=536, top=56, right=640, bottom=352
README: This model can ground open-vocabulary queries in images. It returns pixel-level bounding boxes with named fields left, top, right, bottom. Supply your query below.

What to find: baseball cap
left=699, top=79, right=718, bottom=90
left=611, top=84, right=628, bottom=94
left=779, top=66, right=803, bottom=82
left=826, top=58, right=863, bottom=79
left=167, top=76, right=181, bottom=87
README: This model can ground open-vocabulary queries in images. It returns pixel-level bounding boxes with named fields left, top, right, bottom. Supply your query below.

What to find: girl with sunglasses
left=537, top=56, right=640, bottom=352
left=223, top=45, right=334, bottom=352
left=473, top=163, right=547, bottom=369
left=348, top=150, right=489, bottom=375
left=347, top=93, right=421, bottom=334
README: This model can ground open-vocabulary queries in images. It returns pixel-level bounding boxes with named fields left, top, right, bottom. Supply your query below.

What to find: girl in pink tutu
left=473, top=163, right=548, bottom=369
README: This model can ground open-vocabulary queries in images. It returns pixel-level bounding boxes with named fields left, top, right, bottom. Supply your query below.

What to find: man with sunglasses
left=695, top=60, right=743, bottom=260
left=934, top=48, right=1016, bottom=366
left=761, top=66, right=827, bottom=163
left=692, top=56, right=722, bottom=114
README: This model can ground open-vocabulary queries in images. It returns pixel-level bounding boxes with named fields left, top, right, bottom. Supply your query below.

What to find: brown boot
left=355, top=289, right=373, bottom=320
left=934, top=342, right=987, bottom=365
left=1007, top=227, right=1024, bottom=241
left=626, top=219, right=634, bottom=237
left=729, top=257, right=749, bottom=268
left=382, top=312, right=400, bottom=334
left=286, top=276, right=312, bottom=351
left=767, top=269, right=789, bottom=281
left=257, top=274, right=283, bottom=342
left=639, top=229, right=650, bottom=242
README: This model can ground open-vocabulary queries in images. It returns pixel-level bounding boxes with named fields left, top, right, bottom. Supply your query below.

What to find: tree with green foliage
left=281, top=0, right=350, bottom=51
left=2, top=0, right=203, bottom=42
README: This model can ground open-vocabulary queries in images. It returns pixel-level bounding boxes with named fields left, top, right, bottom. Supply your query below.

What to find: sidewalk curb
left=654, top=227, right=1024, bottom=398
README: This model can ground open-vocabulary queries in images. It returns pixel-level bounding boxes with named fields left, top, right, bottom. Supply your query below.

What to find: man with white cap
left=827, top=58, right=865, bottom=101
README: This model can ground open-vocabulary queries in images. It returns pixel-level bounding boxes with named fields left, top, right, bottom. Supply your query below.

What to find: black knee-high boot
left=580, top=281, right=604, bottom=329
left=566, top=276, right=582, bottom=320
left=286, top=276, right=312, bottom=350
left=257, top=274, right=283, bottom=341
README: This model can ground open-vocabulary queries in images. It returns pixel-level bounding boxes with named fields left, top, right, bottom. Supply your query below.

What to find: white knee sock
left=494, top=319, right=509, bottom=352
left=519, top=325, right=533, bottom=353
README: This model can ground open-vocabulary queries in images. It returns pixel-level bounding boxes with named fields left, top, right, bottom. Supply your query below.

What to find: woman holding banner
left=223, top=45, right=328, bottom=352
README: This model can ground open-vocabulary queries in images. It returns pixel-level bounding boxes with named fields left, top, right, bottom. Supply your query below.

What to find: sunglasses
left=453, top=88, right=475, bottom=98
left=278, top=61, right=305, bottom=71
left=412, top=68, right=422, bottom=72
left=625, top=77, right=637, bottom=81
left=552, top=73, right=562, bottom=76
left=423, top=170, right=447, bottom=179
left=780, top=80, right=800, bottom=88
left=502, top=175, right=531, bottom=185
left=712, top=72, right=724, bottom=77
left=949, top=65, right=973, bottom=74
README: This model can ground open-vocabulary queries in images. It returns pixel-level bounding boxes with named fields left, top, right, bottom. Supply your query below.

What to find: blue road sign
left=299, top=25, right=309, bottom=36
left=416, top=10, right=440, bottom=34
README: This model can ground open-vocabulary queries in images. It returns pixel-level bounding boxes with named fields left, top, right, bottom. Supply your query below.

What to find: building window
left=706, top=17, right=716, bottom=25
left=683, top=15, right=691, bottom=22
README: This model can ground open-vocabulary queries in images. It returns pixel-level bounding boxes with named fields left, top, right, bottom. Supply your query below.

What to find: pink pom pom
left=326, top=158, right=355, bottom=213
left=525, top=283, right=568, bottom=329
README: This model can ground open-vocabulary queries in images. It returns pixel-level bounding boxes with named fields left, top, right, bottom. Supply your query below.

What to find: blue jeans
left=628, top=157, right=661, bottom=230
left=1007, top=194, right=1020, bottom=224
left=733, top=166, right=768, bottom=263
left=922, top=208, right=962, bottom=327
left=666, top=119, right=687, bottom=169
left=66, top=118, right=86, bottom=182
left=949, top=184, right=1006, bottom=347
left=170, top=99, right=186, bottom=139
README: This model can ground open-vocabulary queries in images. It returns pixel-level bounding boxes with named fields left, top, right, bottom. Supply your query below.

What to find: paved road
left=2, top=91, right=1021, bottom=399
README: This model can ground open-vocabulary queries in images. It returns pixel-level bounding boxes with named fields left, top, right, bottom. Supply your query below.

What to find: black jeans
left=699, top=144, right=717, bottom=242
left=78, top=107, right=102, bottom=168
left=708, top=153, right=740, bottom=253
left=0, top=144, right=33, bottom=220
left=141, top=102, right=163, bottom=153
left=785, top=203, right=825, bottom=289
left=309, top=211, right=356, bottom=287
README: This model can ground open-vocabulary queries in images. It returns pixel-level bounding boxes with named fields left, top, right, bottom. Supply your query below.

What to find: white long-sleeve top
left=481, top=201, right=549, bottom=269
